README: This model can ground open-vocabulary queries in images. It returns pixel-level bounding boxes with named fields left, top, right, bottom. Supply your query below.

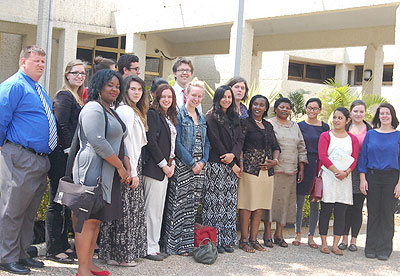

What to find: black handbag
left=54, top=102, right=108, bottom=233
left=192, top=238, right=218, bottom=265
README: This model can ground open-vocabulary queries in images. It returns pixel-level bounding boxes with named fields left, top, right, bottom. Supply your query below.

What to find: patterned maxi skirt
left=202, top=162, right=238, bottom=247
left=99, top=158, right=147, bottom=262
left=163, top=158, right=204, bottom=254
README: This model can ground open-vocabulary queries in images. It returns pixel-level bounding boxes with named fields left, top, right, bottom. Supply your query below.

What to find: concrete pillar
left=393, top=6, right=400, bottom=110
left=335, top=64, right=348, bottom=86
left=258, top=51, right=285, bottom=96
left=229, top=21, right=254, bottom=81
left=56, top=27, right=78, bottom=91
left=36, top=0, right=53, bottom=89
left=362, top=44, right=384, bottom=95
left=125, top=33, right=147, bottom=80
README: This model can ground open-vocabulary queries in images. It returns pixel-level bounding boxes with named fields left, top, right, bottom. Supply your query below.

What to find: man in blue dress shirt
left=0, top=45, right=56, bottom=275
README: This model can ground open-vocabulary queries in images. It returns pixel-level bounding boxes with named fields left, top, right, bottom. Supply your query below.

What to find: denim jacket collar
left=180, top=105, right=206, bottom=124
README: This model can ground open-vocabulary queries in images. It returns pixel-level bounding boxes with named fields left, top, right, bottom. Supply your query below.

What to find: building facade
left=1, top=0, right=400, bottom=111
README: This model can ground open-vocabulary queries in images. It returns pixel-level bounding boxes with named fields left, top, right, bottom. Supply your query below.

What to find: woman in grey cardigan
left=73, top=69, right=131, bottom=276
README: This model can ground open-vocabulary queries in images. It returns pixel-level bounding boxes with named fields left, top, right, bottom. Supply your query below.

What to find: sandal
left=249, top=240, right=266, bottom=251
left=348, top=244, right=357, bottom=252
left=263, top=239, right=274, bottom=248
left=292, top=240, right=301, bottom=246
left=308, top=241, right=318, bottom=249
left=332, top=248, right=343, bottom=256
left=273, top=237, right=288, bottom=248
left=239, top=240, right=255, bottom=253
left=338, top=242, right=347, bottom=250
left=46, top=253, right=74, bottom=264
left=320, top=247, right=330, bottom=254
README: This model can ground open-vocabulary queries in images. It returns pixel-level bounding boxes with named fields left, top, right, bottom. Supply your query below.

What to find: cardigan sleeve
left=80, top=102, right=114, bottom=159
left=318, top=131, right=332, bottom=169
left=349, top=132, right=360, bottom=171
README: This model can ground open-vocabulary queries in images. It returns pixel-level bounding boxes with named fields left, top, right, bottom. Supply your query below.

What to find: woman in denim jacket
left=164, top=78, right=210, bottom=255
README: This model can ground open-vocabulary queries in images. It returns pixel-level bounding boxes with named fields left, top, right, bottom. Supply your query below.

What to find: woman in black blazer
left=46, top=59, right=87, bottom=263
left=143, top=84, right=177, bottom=261
left=202, top=85, right=243, bottom=254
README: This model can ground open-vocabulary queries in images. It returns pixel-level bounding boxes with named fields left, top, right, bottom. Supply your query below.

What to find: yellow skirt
left=237, top=170, right=274, bottom=211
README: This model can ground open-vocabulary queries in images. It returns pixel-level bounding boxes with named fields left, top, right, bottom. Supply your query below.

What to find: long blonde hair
left=62, top=59, right=87, bottom=106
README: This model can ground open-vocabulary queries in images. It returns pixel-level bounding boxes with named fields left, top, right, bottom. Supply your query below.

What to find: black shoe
left=19, top=257, right=44, bottom=268
left=217, top=246, right=225, bottom=254
left=46, top=254, right=74, bottom=264
left=377, top=255, right=389, bottom=261
left=222, top=245, right=234, bottom=253
left=348, top=244, right=357, bottom=252
left=0, top=262, right=30, bottom=275
left=365, top=253, right=377, bottom=259
left=338, top=242, right=347, bottom=250
left=158, top=252, right=169, bottom=259
left=145, top=254, right=164, bottom=261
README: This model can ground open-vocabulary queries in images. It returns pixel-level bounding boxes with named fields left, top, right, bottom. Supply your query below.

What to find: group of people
left=0, top=45, right=399, bottom=276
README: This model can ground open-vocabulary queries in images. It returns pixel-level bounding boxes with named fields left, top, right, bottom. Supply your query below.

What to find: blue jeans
left=295, top=194, right=319, bottom=236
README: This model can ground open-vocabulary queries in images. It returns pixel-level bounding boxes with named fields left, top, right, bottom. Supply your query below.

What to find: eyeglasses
left=69, top=71, right=87, bottom=77
left=176, top=69, right=192, bottom=73
left=306, top=107, right=320, bottom=112
left=128, top=67, right=140, bottom=71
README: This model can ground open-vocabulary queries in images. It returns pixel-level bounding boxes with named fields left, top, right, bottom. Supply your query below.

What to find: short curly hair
left=86, top=69, right=124, bottom=106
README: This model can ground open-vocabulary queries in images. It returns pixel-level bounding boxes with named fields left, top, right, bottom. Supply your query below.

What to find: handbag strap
left=64, top=101, right=108, bottom=177
left=199, top=238, right=213, bottom=247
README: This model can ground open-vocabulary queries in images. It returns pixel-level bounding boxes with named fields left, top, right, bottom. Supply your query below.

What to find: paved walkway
left=1, top=221, right=398, bottom=276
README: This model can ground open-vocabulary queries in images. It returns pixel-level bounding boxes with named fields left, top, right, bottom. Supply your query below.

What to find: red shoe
left=91, top=270, right=110, bottom=276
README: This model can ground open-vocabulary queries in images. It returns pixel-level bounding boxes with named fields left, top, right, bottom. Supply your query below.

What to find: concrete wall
left=0, top=33, right=22, bottom=82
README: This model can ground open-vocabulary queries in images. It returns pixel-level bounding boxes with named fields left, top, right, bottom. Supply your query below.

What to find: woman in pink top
left=338, top=100, right=371, bottom=252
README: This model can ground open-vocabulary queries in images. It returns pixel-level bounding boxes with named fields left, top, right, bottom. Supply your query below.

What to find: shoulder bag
left=54, top=102, right=108, bottom=233
left=309, top=160, right=323, bottom=202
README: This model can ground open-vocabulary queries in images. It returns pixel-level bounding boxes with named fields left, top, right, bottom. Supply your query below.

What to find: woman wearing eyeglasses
left=293, top=98, right=329, bottom=248
left=45, top=60, right=87, bottom=264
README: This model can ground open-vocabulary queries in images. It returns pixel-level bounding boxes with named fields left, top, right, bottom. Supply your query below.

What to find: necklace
left=254, top=118, right=262, bottom=124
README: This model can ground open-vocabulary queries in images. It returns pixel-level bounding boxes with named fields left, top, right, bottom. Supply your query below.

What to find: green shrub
left=35, top=180, right=49, bottom=221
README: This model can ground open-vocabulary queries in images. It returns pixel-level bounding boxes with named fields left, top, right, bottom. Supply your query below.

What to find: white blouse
left=321, top=132, right=353, bottom=205
left=116, top=104, right=148, bottom=177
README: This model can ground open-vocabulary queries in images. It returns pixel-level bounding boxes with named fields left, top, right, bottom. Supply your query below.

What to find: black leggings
left=319, top=202, right=348, bottom=236
left=343, top=193, right=365, bottom=238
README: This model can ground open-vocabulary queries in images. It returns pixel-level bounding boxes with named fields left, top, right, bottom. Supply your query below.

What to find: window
left=96, top=37, right=119, bottom=49
left=354, top=65, right=393, bottom=85
left=288, top=62, right=304, bottom=79
left=77, top=48, right=93, bottom=65
left=144, top=55, right=162, bottom=88
left=383, top=65, right=393, bottom=84
left=288, top=61, right=335, bottom=83
left=76, top=36, right=162, bottom=86
left=354, top=66, right=363, bottom=84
